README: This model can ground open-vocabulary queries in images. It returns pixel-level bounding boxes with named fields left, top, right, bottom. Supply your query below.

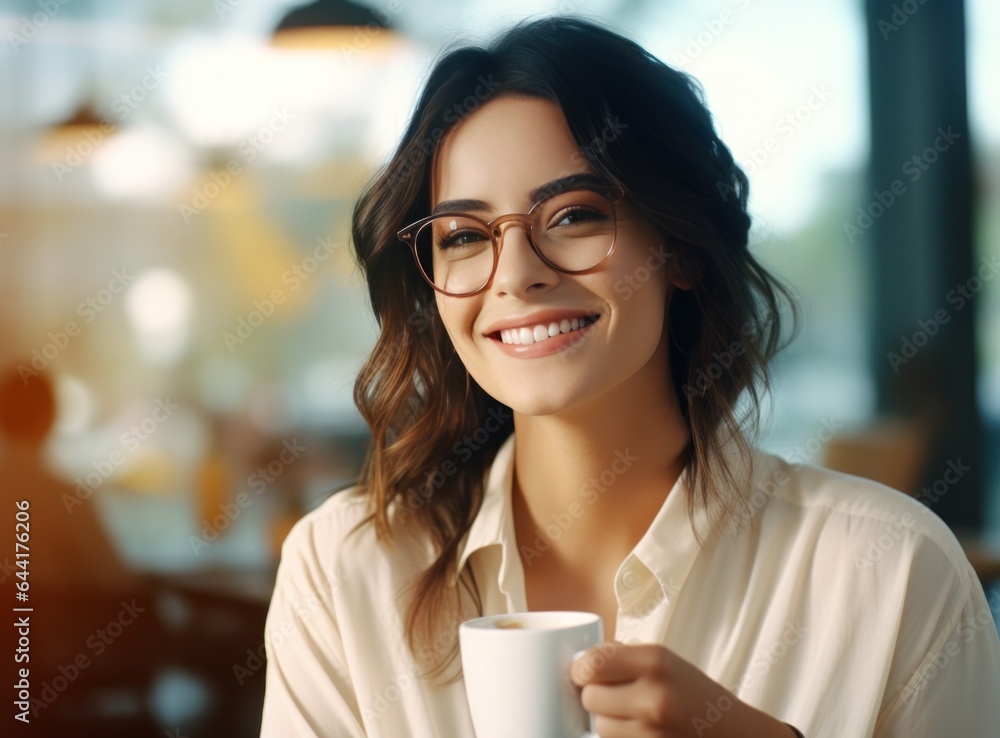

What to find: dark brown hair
left=346, top=15, right=800, bottom=684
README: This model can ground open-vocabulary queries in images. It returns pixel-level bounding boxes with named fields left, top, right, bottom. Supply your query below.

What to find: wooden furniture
left=819, top=417, right=930, bottom=498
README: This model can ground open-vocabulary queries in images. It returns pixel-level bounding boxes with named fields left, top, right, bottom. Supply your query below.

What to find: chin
left=497, top=386, right=587, bottom=418
left=507, top=401, right=561, bottom=418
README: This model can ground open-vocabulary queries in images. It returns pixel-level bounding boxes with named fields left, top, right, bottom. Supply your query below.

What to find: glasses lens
left=532, top=189, right=616, bottom=271
left=415, top=215, right=493, bottom=295
left=412, top=188, right=616, bottom=296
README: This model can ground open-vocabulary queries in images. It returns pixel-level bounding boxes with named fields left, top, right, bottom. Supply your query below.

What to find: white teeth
left=498, top=315, right=596, bottom=345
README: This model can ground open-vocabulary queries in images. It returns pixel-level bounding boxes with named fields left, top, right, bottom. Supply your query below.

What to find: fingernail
left=570, top=648, right=588, bottom=680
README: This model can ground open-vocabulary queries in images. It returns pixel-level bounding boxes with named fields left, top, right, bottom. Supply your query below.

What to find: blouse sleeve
left=260, top=514, right=366, bottom=737
left=874, top=534, right=1000, bottom=737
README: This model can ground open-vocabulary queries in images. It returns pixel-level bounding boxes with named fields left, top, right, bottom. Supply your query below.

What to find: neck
left=510, top=333, right=690, bottom=572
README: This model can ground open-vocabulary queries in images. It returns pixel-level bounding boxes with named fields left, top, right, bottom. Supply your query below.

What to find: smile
left=497, top=314, right=601, bottom=345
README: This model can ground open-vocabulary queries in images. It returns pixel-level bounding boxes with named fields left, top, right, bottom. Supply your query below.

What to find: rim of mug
left=459, top=611, right=602, bottom=631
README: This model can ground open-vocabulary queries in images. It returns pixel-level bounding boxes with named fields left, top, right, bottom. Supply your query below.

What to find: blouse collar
left=451, top=425, right=760, bottom=609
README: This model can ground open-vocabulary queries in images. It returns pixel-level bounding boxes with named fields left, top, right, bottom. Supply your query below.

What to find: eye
left=438, top=229, right=489, bottom=249
left=549, top=206, right=607, bottom=228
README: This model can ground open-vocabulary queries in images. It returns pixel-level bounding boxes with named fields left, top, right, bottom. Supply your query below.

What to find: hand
left=570, top=642, right=797, bottom=738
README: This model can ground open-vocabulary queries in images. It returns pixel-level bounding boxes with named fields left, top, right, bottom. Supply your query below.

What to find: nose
left=489, top=220, right=558, bottom=294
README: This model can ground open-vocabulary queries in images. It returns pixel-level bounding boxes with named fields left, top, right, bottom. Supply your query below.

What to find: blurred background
left=0, top=0, right=997, bottom=735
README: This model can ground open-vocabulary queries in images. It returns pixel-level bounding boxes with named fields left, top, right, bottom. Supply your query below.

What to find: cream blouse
left=260, top=430, right=1000, bottom=737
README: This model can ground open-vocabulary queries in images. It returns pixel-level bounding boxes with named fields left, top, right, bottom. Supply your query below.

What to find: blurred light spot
left=91, top=127, right=191, bottom=201
left=163, top=34, right=367, bottom=160
left=148, top=667, right=210, bottom=726
left=154, top=590, right=193, bottom=631
left=53, top=373, right=95, bottom=434
left=125, top=269, right=193, bottom=365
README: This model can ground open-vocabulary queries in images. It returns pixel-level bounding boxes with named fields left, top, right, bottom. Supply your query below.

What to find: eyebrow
left=430, top=173, right=608, bottom=216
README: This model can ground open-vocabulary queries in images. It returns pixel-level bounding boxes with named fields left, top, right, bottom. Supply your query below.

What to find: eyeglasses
left=396, top=183, right=625, bottom=297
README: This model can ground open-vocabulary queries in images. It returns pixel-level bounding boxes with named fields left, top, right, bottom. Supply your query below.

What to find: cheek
left=623, top=292, right=667, bottom=342
left=608, top=269, right=670, bottom=353
left=643, top=269, right=671, bottom=316
left=608, top=249, right=671, bottom=316
left=436, top=297, right=476, bottom=348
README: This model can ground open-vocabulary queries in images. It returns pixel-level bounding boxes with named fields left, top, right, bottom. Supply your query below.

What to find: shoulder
left=272, top=485, right=375, bottom=595
left=275, top=483, right=435, bottom=600
left=280, top=485, right=370, bottom=553
left=743, top=451, right=999, bottom=712
left=749, top=449, right=973, bottom=584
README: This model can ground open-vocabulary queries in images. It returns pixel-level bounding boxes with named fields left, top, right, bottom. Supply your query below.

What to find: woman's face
left=430, top=95, right=689, bottom=416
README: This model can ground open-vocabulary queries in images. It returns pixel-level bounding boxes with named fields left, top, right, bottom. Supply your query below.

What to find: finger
left=580, top=681, right=677, bottom=727
left=572, top=642, right=666, bottom=685
left=571, top=641, right=626, bottom=685
left=590, top=715, right=660, bottom=738
left=578, top=682, right=633, bottom=719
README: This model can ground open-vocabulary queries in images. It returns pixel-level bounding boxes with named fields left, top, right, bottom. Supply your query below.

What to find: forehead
left=430, top=95, right=594, bottom=208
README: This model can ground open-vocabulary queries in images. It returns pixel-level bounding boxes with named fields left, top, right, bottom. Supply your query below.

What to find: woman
left=260, top=16, right=1000, bottom=738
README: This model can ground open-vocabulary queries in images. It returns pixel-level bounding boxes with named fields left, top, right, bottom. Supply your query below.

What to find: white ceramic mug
left=459, top=611, right=603, bottom=738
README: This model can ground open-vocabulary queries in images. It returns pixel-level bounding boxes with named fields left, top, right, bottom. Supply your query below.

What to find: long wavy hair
left=346, top=15, right=800, bottom=684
